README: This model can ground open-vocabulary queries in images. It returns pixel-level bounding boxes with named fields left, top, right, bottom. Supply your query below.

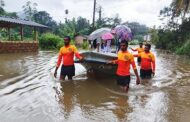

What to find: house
left=74, top=35, right=88, bottom=46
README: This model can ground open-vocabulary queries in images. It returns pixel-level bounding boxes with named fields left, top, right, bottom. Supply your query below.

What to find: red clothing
left=56, top=45, right=81, bottom=67
left=113, top=51, right=137, bottom=76
left=138, top=52, right=155, bottom=72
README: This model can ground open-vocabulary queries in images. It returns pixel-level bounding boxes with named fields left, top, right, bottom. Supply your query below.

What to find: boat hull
left=75, top=51, right=117, bottom=76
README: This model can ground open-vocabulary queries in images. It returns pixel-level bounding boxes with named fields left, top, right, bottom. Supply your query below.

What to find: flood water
left=0, top=47, right=190, bottom=122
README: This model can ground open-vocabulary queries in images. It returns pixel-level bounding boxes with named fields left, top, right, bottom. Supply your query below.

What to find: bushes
left=155, top=17, right=190, bottom=56
left=82, top=40, right=89, bottom=50
left=129, top=39, right=139, bottom=45
left=39, top=33, right=90, bottom=50
left=39, top=33, right=63, bottom=50
left=134, top=35, right=144, bottom=42
left=156, top=30, right=178, bottom=50
left=176, top=39, right=190, bottom=56
left=56, top=40, right=64, bottom=50
left=156, top=29, right=190, bottom=56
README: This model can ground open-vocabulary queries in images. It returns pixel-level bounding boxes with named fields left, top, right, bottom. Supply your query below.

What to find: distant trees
left=22, top=1, right=37, bottom=20
left=96, top=14, right=122, bottom=28
left=125, top=22, right=149, bottom=42
left=54, top=17, right=91, bottom=38
left=0, top=0, right=17, bottom=18
left=33, top=11, right=57, bottom=33
left=0, top=0, right=5, bottom=15
left=154, top=0, right=190, bottom=55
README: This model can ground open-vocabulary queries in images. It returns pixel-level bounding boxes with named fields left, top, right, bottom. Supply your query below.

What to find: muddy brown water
left=0, top=48, right=190, bottom=122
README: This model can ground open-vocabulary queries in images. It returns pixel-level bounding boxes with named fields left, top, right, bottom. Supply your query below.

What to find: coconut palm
left=171, top=0, right=190, bottom=19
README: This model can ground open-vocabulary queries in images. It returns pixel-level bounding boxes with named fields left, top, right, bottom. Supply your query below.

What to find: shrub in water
left=39, top=33, right=63, bottom=50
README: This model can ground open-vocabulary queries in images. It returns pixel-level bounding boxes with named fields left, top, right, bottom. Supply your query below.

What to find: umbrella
left=114, top=25, right=133, bottom=41
left=88, top=28, right=111, bottom=41
left=102, top=32, right=114, bottom=40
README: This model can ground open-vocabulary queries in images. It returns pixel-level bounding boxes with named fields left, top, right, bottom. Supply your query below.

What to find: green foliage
left=170, top=0, right=190, bottom=19
left=134, top=35, right=144, bottom=42
left=150, top=28, right=159, bottom=44
left=34, top=11, right=57, bottom=33
left=59, top=18, right=77, bottom=38
left=82, top=40, right=89, bottom=50
left=156, top=17, right=190, bottom=55
left=56, top=17, right=91, bottom=38
left=156, top=1, right=190, bottom=56
left=156, top=30, right=177, bottom=50
left=76, top=17, right=90, bottom=33
left=129, top=40, right=139, bottom=45
left=11, top=33, right=20, bottom=41
left=0, top=1, right=18, bottom=18
left=39, top=33, right=63, bottom=50
left=127, top=22, right=149, bottom=36
left=0, top=7, right=5, bottom=15
left=95, top=14, right=122, bottom=29
left=56, top=40, right=64, bottom=50
left=176, top=39, right=190, bottom=56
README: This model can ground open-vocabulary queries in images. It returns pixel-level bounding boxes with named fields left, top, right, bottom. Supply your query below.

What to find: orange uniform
left=138, top=52, right=155, bottom=72
left=56, top=45, right=81, bottom=67
left=133, top=47, right=144, bottom=54
left=113, top=51, right=137, bottom=76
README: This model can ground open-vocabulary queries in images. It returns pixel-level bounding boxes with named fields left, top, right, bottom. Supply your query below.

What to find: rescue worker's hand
left=107, top=61, right=113, bottom=64
left=54, top=67, right=58, bottom=78
left=136, top=77, right=140, bottom=85
left=152, top=71, right=155, bottom=76
left=54, top=71, right=57, bottom=78
left=79, top=56, right=84, bottom=61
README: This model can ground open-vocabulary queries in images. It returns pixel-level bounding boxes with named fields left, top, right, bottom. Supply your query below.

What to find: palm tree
left=171, top=0, right=190, bottom=19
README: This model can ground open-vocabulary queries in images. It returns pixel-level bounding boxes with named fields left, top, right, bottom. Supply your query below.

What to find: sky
left=4, top=0, right=172, bottom=27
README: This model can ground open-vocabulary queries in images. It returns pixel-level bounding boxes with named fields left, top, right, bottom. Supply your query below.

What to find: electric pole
left=92, top=0, right=96, bottom=29
left=65, top=9, right=68, bottom=23
left=98, top=6, right=102, bottom=21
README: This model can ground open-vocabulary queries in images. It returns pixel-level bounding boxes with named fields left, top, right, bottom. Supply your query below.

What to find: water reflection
left=112, top=96, right=132, bottom=121
left=59, top=81, right=75, bottom=119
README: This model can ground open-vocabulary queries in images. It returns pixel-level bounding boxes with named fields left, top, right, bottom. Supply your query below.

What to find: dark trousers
left=140, top=69, right=152, bottom=79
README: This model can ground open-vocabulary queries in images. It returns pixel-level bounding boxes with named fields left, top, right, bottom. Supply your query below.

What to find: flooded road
left=0, top=48, right=190, bottom=122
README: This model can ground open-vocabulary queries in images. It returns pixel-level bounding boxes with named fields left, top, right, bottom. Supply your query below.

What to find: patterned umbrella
left=88, top=28, right=111, bottom=41
left=114, top=25, right=133, bottom=41
left=102, top=32, right=114, bottom=40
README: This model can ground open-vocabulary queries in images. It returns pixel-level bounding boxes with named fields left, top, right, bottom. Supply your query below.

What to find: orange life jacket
left=56, top=45, right=81, bottom=67
left=113, top=51, right=137, bottom=76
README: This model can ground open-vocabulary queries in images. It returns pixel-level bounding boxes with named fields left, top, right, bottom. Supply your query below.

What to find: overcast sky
left=4, top=0, right=172, bottom=27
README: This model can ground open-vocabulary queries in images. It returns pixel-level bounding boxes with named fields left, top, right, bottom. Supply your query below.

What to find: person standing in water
left=134, top=43, right=156, bottom=79
left=108, top=40, right=140, bottom=92
left=130, top=42, right=144, bottom=65
left=54, top=36, right=83, bottom=80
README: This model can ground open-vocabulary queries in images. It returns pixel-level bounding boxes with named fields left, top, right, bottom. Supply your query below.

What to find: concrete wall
left=0, top=41, right=39, bottom=53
